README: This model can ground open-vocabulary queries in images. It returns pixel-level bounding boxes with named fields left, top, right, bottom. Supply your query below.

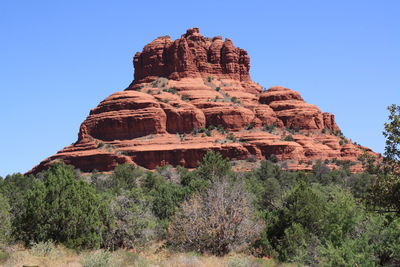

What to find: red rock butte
left=29, top=28, right=377, bottom=174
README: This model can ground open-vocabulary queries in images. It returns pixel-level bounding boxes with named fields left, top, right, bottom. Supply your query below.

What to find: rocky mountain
left=29, top=28, right=377, bottom=174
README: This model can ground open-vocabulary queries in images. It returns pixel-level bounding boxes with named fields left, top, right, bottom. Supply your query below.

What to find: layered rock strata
left=29, top=28, right=377, bottom=174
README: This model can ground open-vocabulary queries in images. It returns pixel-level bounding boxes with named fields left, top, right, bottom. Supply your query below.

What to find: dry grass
left=0, top=249, right=8, bottom=265
left=1, top=243, right=80, bottom=267
left=0, top=244, right=299, bottom=267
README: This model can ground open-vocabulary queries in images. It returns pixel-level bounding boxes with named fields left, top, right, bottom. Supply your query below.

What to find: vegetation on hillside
left=0, top=104, right=399, bottom=266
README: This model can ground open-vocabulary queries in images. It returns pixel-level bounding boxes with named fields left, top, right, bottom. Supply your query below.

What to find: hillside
left=29, top=28, right=377, bottom=174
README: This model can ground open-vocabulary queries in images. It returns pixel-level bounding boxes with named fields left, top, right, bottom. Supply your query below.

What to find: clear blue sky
left=1, top=0, right=399, bottom=176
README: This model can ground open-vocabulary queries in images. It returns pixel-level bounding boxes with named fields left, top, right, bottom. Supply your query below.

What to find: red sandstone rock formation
left=132, top=28, right=250, bottom=83
left=28, top=28, right=378, bottom=174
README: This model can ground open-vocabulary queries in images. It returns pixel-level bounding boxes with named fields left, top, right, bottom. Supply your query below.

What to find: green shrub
left=0, top=193, right=11, bottom=244
left=263, top=178, right=283, bottom=209
left=164, top=87, right=178, bottom=94
left=150, top=79, right=164, bottom=88
left=261, top=182, right=327, bottom=262
left=227, top=133, right=237, bottom=142
left=15, top=163, right=106, bottom=249
left=253, top=160, right=282, bottom=181
left=317, top=213, right=391, bottom=266
left=181, top=95, right=190, bottom=101
left=110, top=164, right=145, bottom=192
left=179, top=168, right=210, bottom=196
left=269, top=154, right=278, bottom=163
left=333, top=130, right=344, bottom=137
left=151, top=180, right=185, bottom=220
left=319, top=237, right=376, bottom=266
left=258, top=181, right=385, bottom=264
left=319, top=186, right=364, bottom=246
left=383, top=104, right=400, bottom=166
left=194, top=150, right=232, bottom=181
left=283, top=182, right=326, bottom=235
left=368, top=173, right=400, bottom=215
left=278, top=223, right=320, bottom=264
left=345, top=173, right=374, bottom=199
left=0, top=173, right=37, bottom=243
left=216, top=124, right=226, bottom=134
left=118, top=150, right=130, bottom=156
left=231, top=96, right=240, bottom=103
left=81, top=250, right=112, bottom=267
left=143, top=173, right=186, bottom=221
left=283, top=135, right=295, bottom=141
left=30, top=240, right=56, bottom=257
left=374, top=216, right=400, bottom=265
left=263, top=124, right=275, bottom=133
left=246, top=122, right=256, bottom=130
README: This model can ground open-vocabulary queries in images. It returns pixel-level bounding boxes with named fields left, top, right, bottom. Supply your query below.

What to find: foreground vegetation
left=0, top=104, right=399, bottom=266
left=1, top=241, right=286, bottom=267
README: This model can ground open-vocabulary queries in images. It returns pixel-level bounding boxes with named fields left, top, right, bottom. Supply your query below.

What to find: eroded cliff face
left=29, top=28, right=377, bottom=174
left=132, top=27, right=251, bottom=83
